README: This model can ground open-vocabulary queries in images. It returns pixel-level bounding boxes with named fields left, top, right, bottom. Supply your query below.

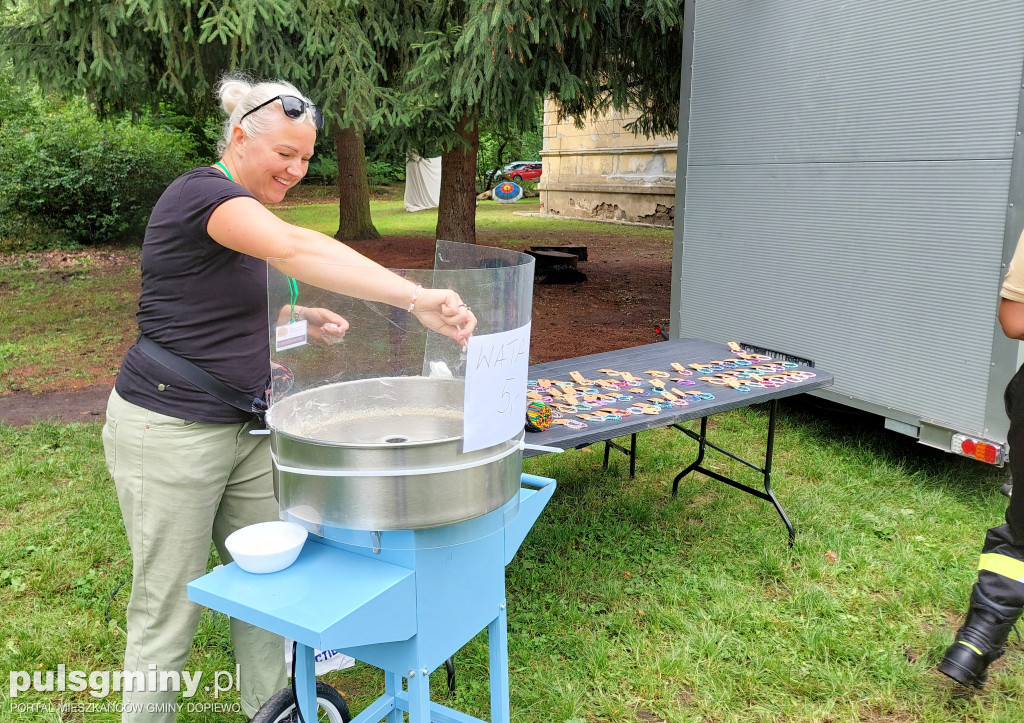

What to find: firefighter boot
left=938, top=586, right=1020, bottom=688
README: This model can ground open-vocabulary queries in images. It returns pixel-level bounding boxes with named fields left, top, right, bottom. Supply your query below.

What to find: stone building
left=538, top=99, right=677, bottom=225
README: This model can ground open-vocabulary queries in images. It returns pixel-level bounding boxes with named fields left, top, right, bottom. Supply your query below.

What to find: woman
left=102, top=75, right=475, bottom=721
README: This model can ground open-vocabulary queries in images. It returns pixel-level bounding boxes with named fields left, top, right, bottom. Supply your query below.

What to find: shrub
left=306, top=155, right=339, bottom=185
left=366, top=160, right=405, bottom=185
left=304, top=156, right=405, bottom=187
left=0, top=105, right=195, bottom=250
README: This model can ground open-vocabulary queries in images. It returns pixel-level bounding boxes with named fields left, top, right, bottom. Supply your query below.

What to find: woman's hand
left=300, top=306, right=349, bottom=344
left=411, top=288, right=477, bottom=345
left=277, top=305, right=349, bottom=344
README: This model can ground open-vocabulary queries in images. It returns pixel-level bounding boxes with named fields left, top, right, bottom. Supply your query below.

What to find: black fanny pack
left=134, top=334, right=268, bottom=424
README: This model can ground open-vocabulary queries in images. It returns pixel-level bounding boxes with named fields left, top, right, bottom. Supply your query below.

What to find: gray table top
left=523, top=338, right=833, bottom=456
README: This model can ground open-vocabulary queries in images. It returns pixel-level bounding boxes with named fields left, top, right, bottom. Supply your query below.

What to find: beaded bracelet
left=407, top=284, right=422, bottom=312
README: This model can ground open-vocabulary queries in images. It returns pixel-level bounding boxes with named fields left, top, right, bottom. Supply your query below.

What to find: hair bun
left=217, top=76, right=253, bottom=116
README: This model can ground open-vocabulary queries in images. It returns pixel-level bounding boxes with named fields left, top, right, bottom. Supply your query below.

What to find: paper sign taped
left=463, top=322, right=531, bottom=453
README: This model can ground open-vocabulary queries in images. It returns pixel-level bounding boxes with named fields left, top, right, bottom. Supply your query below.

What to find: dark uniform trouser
left=950, top=362, right=1024, bottom=676
left=976, top=363, right=1024, bottom=613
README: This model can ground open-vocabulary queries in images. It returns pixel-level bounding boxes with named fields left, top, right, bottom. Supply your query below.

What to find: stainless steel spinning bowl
left=266, top=377, right=522, bottom=531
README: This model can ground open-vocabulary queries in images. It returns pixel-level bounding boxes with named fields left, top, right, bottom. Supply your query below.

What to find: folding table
left=525, top=339, right=834, bottom=544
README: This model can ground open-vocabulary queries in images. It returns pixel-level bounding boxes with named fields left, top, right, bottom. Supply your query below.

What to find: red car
left=508, top=163, right=542, bottom=182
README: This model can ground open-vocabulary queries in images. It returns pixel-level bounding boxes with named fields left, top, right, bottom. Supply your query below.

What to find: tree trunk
left=334, top=126, right=381, bottom=241
left=436, top=114, right=479, bottom=244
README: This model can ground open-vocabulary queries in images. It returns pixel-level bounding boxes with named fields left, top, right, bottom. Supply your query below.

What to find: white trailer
left=671, top=0, right=1024, bottom=464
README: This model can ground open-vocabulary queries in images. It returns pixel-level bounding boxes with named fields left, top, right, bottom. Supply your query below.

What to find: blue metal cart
left=188, top=473, right=555, bottom=722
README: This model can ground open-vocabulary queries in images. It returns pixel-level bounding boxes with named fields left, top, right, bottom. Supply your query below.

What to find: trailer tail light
left=951, top=434, right=1006, bottom=465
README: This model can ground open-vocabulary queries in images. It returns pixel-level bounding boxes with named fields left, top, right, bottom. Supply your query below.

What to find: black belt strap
left=134, top=334, right=268, bottom=419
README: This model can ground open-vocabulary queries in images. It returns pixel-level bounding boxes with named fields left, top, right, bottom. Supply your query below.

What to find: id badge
left=275, top=320, right=308, bottom=351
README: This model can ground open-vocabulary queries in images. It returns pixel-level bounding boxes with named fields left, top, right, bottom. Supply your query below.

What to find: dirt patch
left=268, top=183, right=401, bottom=208
left=346, top=231, right=672, bottom=364
left=0, top=229, right=672, bottom=426
left=854, top=706, right=922, bottom=723
left=0, top=383, right=113, bottom=426
left=0, top=248, right=139, bottom=272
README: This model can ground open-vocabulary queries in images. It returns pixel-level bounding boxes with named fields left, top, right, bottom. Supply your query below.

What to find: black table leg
left=671, top=399, right=795, bottom=546
left=602, top=433, right=638, bottom=479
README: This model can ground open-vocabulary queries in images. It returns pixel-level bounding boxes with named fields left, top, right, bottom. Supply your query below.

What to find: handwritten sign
left=462, top=322, right=531, bottom=453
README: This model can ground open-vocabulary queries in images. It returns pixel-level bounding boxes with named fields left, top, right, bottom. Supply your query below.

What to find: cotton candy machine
left=262, top=239, right=536, bottom=541
left=267, top=377, right=524, bottom=532
left=189, top=240, right=554, bottom=723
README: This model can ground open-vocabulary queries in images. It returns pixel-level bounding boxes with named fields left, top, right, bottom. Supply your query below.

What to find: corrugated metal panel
left=689, top=0, right=1024, bottom=165
left=678, top=0, right=1024, bottom=438
left=679, top=161, right=1008, bottom=435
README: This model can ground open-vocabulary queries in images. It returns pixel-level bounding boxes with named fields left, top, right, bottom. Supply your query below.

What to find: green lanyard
left=215, top=161, right=301, bottom=322
left=215, top=161, right=233, bottom=181
left=288, top=277, right=300, bottom=322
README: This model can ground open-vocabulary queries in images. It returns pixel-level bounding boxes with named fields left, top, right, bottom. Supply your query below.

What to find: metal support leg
left=761, top=399, right=794, bottom=546
left=384, top=670, right=403, bottom=723
left=602, top=433, right=638, bottom=479
left=671, top=416, right=708, bottom=496
left=489, top=603, right=511, bottom=723
left=407, top=669, right=431, bottom=723
left=671, top=401, right=795, bottom=546
left=294, top=643, right=318, bottom=723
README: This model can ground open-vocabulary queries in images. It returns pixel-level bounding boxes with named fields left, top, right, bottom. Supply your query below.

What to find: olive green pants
left=103, top=389, right=286, bottom=721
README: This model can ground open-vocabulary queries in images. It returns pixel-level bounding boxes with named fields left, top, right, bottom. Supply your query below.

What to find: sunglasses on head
left=239, top=95, right=323, bottom=130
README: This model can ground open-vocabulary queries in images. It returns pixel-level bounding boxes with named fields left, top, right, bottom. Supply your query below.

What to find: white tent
left=403, top=155, right=442, bottom=212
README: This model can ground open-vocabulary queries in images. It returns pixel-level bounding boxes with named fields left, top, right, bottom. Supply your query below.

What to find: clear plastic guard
left=266, top=240, right=533, bottom=401
left=265, top=240, right=535, bottom=549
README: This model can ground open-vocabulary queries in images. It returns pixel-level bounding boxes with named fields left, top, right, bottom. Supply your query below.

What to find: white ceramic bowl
left=225, top=521, right=308, bottom=574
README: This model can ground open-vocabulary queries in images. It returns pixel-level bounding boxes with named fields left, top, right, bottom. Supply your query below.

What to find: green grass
left=0, top=201, right=1016, bottom=721
left=0, top=199, right=670, bottom=393
left=276, top=197, right=674, bottom=241
left=0, top=255, right=139, bottom=393
left=1, top=406, right=1020, bottom=722
left=0, top=198, right=669, bottom=394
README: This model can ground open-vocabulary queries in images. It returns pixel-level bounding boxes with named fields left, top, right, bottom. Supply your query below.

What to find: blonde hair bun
left=217, top=75, right=254, bottom=117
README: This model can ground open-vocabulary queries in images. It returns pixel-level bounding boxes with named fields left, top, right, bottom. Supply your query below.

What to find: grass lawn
left=0, top=409, right=1017, bottom=722
left=0, top=257, right=139, bottom=394
left=0, top=198, right=670, bottom=394
left=276, top=197, right=672, bottom=241
left=1, top=202, right=1020, bottom=721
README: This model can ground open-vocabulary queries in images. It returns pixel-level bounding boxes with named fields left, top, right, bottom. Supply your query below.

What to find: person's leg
left=104, top=389, right=238, bottom=721
left=939, top=524, right=1024, bottom=687
left=211, top=419, right=288, bottom=718
left=939, top=368, right=1024, bottom=687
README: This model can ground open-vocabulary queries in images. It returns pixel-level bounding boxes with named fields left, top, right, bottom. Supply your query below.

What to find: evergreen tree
left=0, top=0, right=398, bottom=240
left=400, top=0, right=683, bottom=243
left=3, top=1, right=684, bottom=246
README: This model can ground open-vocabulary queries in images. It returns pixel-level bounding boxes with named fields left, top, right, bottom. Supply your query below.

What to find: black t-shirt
left=115, top=167, right=269, bottom=423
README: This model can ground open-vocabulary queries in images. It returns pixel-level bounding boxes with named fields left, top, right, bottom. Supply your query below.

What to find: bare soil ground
left=0, top=227, right=672, bottom=425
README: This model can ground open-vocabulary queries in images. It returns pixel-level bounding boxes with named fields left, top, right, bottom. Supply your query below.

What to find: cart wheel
left=252, top=680, right=351, bottom=723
